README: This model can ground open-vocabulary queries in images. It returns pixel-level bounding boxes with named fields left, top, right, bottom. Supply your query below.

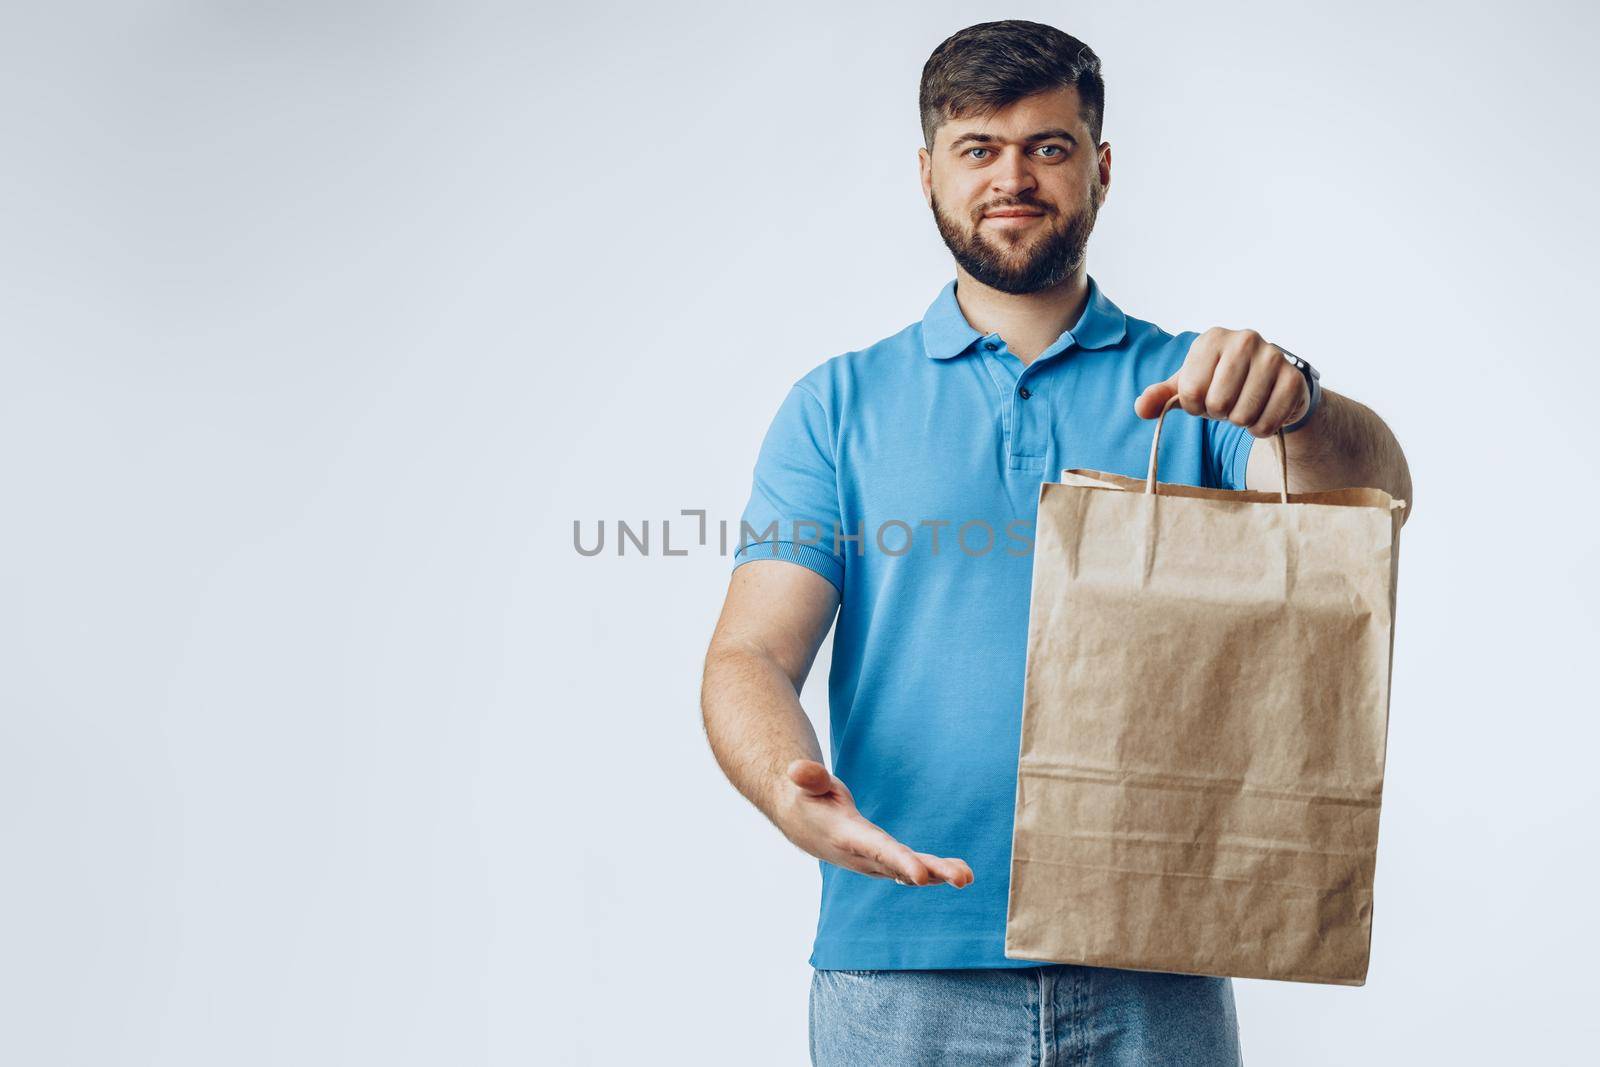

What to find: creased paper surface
left=1003, top=469, right=1405, bottom=986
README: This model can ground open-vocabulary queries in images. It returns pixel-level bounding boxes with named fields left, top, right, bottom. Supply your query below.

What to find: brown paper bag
left=1004, top=395, right=1405, bottom=985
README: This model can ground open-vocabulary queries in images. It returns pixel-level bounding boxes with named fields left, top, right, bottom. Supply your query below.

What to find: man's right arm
left=700, top=558, right=836, bottom=815
left=699, top=559, right=972, bottom=888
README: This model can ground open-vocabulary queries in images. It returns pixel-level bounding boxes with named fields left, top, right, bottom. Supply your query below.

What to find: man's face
left=918, top=86, right=1111, bottom=295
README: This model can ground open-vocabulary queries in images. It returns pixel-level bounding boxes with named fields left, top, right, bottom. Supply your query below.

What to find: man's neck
left=952, top=268, right=1090, bottom=367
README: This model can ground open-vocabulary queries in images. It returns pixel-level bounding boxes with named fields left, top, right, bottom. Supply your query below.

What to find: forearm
left=1281, top=387, right=1414, bottom=517
left=700, top=645, right=825, bottom=828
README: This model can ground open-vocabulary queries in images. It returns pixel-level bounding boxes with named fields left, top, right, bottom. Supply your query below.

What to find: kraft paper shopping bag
left=1004, top=395, right=1405, bottom=985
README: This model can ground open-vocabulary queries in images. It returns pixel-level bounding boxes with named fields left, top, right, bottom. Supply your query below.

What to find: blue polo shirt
left=733, top=276, right=1255, bottom=970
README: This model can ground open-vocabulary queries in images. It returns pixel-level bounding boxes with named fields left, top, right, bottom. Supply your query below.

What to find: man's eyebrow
left=947, top=128, right=1079, bottom=151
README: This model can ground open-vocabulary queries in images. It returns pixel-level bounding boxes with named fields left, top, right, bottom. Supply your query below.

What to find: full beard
left=931, top=184, right=1103, bottom=295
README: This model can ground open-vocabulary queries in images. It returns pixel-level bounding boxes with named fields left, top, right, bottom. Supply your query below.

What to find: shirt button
left=1018, top=386, right=1032, bottom=399
left=983, top=340, right=998, bottom=351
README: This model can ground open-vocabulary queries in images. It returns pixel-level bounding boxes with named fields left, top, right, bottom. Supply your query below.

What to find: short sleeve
left=732, top=382, right=846, bottom=593
left=1204, top=415, right=1255, bottom=491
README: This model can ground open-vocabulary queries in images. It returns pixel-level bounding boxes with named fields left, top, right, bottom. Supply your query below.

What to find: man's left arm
left=1134, top=327, right=1414, bottom=524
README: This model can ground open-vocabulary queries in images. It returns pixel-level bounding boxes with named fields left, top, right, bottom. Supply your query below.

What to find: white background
left=4, top=1, right=1597, bottom=1063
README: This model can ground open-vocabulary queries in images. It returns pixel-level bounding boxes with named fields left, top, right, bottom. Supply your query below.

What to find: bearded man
left=700, top=19, right=1412, bottom=1065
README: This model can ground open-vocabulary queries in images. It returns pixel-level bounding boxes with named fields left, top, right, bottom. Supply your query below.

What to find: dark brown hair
left=919, top=20, right=1105, bottom=150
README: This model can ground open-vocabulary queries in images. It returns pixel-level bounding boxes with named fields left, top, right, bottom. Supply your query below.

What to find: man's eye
left=966, top=147, right=992, bottom=160
left=1035, top=145, right=1066, bottom=158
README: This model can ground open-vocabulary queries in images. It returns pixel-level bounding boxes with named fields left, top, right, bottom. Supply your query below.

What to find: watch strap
left=1278, top=346, right=1321, bottom=433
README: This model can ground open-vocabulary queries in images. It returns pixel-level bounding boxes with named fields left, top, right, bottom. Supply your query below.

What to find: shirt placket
left=977, top=337, right=1051, bottom=471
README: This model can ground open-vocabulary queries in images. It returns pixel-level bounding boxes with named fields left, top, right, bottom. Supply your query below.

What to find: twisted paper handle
left=1145, top=394, right=1289, bottom=503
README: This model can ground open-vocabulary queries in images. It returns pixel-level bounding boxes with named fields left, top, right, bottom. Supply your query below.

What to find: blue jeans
left=809, top=964, right=1242, bottom=1066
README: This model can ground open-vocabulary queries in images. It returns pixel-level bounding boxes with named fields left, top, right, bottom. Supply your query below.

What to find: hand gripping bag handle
left=1145, top=394, right=1289, bottom=503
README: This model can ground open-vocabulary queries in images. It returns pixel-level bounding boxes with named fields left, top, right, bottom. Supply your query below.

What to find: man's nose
left=989, top=147, right=1037, bottom=197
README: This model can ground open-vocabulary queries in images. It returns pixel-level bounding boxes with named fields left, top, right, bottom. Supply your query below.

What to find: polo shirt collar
left=920, top=275, right=1128, bottom=360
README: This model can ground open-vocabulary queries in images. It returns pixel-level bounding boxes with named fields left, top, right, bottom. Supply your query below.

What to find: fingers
left=1249, top=365, right=1306, bottom=437
left=913, top=851, right=975, bottom=889
left=1138, top=329, right=1299, bottom=429
left=866, top=830, right=933, bottom=886
left=845, top=831, right=916, bottom=881
left=837, top=822, right=973, bottom=888
left=1229, top=339, right=1281, bottom=428
left=1133, top=375, right=1178, bottom=419
left=1170, top=329, right=1226, bottom=416
left=1136, top=326, right=1231, bottom=419
left=1203, top=337, right=1253, bottom=419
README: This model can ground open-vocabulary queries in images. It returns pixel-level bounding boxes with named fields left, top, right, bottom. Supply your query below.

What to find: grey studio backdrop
left=3, top=2, right=1596, bottom=1064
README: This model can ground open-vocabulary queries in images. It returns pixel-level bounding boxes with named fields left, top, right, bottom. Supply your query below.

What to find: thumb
left=786, top=758, right=838, bottom=797
left=1133, top=375, right=1179, bottom=420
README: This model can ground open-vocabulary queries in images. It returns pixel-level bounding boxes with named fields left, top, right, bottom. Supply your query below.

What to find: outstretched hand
left=777, top=759, right=974, bottom=888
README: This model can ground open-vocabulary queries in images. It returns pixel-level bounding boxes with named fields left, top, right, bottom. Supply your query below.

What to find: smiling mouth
left=982, top=212, right=1046, bottom=230
left=982, top=209, right=1047, bottom=224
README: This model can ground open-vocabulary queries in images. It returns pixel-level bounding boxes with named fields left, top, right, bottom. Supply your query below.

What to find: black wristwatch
left=1277, top=346, right=1321, bottom=433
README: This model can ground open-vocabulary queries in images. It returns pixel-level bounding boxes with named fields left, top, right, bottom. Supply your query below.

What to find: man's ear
left=1097, top=141, right=1112, bottom=199
left=917, top=146, right=933, bottom=207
